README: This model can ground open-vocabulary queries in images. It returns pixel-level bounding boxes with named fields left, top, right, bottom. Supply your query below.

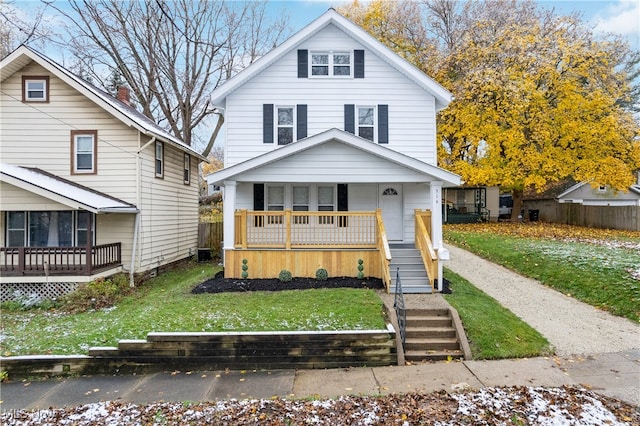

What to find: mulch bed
left=192, top=271, right=384, bottom=294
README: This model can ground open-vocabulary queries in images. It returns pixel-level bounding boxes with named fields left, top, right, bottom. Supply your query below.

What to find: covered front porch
left=224, top=209, right=440, bottom=293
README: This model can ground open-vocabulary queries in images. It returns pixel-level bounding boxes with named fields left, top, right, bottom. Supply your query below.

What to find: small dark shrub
left=315, top=268, right=328, bottom=281
left=1, top=290, right=58, bottom=311
left=278, top=269, right=293, bottom=283
left=59, top=273, right=131, bottom=313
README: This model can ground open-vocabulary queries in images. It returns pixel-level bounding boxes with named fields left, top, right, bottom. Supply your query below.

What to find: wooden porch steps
left=403, top=308, right=465, bottom=362
left=389, top=245, right=432, bottom=293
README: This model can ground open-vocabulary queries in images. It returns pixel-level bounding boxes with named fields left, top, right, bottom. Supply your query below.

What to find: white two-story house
left=0, top=46, right=206, bottom=301
left=206, top=9, right=461, bottom=292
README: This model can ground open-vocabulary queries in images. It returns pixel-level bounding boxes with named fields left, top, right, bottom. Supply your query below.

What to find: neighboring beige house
left=0, top=46, right=206, bottom=301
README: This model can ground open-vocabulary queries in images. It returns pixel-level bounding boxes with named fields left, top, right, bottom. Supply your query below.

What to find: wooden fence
left=558, top=204, right=639, bottom=231
left=198, top=222, right=224, bottom=255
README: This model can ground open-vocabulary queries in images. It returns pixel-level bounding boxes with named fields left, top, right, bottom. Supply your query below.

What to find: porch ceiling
left=0, top=163, right=138, bottom=214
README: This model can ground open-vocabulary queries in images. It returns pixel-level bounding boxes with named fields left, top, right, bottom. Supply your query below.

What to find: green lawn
left=1, top=263, right=386, bottom=356
left=443, top=269, right=553, bottom=359
left=444, top=223, right=640, bottom=323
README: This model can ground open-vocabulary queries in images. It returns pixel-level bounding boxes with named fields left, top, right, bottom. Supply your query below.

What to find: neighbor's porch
left=0, top=243, right=122, bottom=278
left=225, top=209, right=439, bottom=292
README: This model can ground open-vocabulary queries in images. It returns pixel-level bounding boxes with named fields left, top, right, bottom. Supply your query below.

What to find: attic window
left=22, top=76, right=49, bottom=102
left=598, top=185, right=606, bottom=192
left=311, top=52, right=351, bottom=77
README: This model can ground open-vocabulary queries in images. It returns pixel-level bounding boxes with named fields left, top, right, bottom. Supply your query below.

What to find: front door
left=379, top=184, right=403, bottom=241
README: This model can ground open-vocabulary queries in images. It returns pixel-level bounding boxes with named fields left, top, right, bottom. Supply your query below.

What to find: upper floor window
left=277, top=106, right=294, bottom=145
left=344, top=104, right=388, bottom=144
left=183, top=153, right=191, bottom=185
left=264, top=104, right=307, bottom=144
left=311, top=51, right=351, bottom=77
left=71, top=130, right=97, bottom=174
left=22, top=76, right=49, bottom=102
left=358, top=106, right=375, bottom=141
left=155, top=141, right=164, bottom=178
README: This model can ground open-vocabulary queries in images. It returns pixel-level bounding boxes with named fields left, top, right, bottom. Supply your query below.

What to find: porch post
left=86, top=212, right=93, bottom=275
left=223, top=181, right=237, bottom=250
left=430, top=181, right=444, bottom=291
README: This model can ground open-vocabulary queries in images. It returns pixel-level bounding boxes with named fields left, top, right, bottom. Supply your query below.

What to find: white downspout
left=129, top=211, right=140, bottom=288
left=129, top=135, right=156, bottom=287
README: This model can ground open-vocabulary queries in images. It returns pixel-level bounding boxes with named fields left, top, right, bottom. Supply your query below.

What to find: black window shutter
left=263, top=104, right=274, bottom=144
left=354, top=50, right=365, bottom=78
left=298, top=50, right=308, bottom=78
left=253, top=184, right=265, bottom=210
left=337, top=184, right=348, bottom=211
left=344, top=104, right=355, bottom=134
left=337, top=184, right=349, bottom=227
left=297, top=104, right=307, bottom=140
left=378, top=104, right=388, bottom=144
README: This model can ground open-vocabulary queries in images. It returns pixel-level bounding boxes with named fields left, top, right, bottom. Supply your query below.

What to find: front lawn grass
left=1, top=262, right=386, bottom=356
left=445, top=223, right=640, bottom=323
left=443, top=269, right=553, bottom=359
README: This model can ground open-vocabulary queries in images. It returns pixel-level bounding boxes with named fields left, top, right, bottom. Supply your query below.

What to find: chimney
left=117, top=86, right=130, bottom=106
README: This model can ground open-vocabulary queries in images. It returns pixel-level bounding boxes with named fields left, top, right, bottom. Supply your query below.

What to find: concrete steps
left=403, top=308, right=464, bottom=362
left=389, top=245, right=432, bottom=294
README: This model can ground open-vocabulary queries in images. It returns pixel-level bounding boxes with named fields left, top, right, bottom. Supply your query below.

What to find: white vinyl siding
left=223, top=24, right=437, bottom=167
left=236, top=141, right=428, bottom=183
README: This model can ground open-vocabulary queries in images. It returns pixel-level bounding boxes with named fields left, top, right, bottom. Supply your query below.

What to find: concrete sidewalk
left=1, top=350, right=638, bottom=410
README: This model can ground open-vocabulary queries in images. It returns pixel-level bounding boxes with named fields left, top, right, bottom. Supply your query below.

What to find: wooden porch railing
left=234, top=210, right=379, bottom=249
left=0, top=243, right=121, bottom=277
left=376, top=209, right=392, bottom=291
left=414, top=209, right=437, bottom=287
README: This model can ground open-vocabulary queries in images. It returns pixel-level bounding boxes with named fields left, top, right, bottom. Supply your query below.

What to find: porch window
left=5, top=211, right=95, bottom=247
left=22, top=76, right=49, bottom=102
left=293, top=186, right=309, bottom=224
left=76, top=211, right=92, bottom=245
left=7, top=211, right=26, bottom=246
left=318, top=186, right=335, bottom=224
left=71, top=130, right=97, bottom=174
left=267, top=185, right=284, bottom=224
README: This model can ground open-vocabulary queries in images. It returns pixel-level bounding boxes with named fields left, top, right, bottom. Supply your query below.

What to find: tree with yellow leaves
left=340, top=0, right=640, bottom=220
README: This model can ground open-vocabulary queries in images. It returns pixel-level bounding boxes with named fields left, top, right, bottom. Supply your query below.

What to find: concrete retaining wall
left=1, top=328, right=397, bottom=379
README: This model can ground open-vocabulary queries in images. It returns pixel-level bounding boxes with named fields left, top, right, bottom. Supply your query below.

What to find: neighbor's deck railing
left=234, top=210, right=380, bottom=249
left=0, top=243, right=121, bottom=276
left=415, top=209, right=437, bottom=287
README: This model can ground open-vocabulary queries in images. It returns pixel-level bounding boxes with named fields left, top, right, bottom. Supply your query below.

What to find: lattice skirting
left=1, top=282, right=79, bottom=302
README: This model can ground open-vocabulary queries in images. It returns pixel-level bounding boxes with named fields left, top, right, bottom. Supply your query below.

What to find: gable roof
left=0, top=163, right=138, bottom=213
left=0, top=45, right=206, bottom=161
left=209, top=9, right=452, bottom=110
left=558, top=181, right=640, bottom=200
left=206, top=128, right=461, bottom=186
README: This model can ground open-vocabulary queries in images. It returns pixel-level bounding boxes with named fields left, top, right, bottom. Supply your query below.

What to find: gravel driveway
left=446, top=245, right=640, bottom=356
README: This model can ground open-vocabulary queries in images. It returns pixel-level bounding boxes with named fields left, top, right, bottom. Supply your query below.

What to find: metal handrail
left=393, top=267, right=407, bottom=346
